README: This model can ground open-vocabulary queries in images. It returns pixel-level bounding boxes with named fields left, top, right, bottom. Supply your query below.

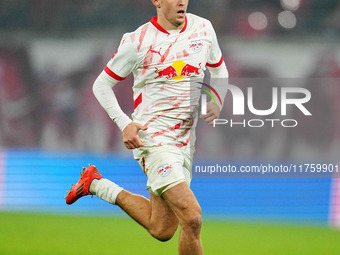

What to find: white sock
left=90, top=178, right=123, bottom=205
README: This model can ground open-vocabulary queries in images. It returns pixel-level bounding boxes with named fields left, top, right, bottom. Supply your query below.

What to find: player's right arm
left=122, top=122, right=148, bottom=149
left=92, top=33, right=146, bottom=149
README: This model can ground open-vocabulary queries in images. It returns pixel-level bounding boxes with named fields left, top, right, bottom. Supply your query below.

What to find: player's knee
left=182, top=211, right=202, bottom=236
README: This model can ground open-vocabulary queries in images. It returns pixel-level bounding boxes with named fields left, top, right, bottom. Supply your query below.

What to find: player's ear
left=152, top=0, right=161, bottom=8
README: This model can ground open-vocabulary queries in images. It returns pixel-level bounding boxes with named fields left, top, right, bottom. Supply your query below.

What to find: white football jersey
left=103, top=13, right=227, bottom=148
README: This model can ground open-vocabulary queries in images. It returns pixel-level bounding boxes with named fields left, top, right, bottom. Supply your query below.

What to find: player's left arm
left=200, top=101, right=220, bottom=125
left=200, top=21, right=229, bottom=126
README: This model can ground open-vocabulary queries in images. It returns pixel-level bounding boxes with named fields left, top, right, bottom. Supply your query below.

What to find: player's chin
left=174, top=15, right=186, bottom=26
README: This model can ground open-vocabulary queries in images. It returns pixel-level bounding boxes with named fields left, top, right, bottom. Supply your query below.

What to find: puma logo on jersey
left=150, top=48, right=162, bottom=57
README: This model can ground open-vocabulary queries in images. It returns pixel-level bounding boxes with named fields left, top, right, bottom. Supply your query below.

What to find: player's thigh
left=162, top=182, right=201, bottom=225
left=150, top=192, right=179, bottom=227
left=134, top=145, right=191, bottom=196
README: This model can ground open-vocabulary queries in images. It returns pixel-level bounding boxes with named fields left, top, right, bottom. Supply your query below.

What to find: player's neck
left=156, top=15, right=185, bottom=31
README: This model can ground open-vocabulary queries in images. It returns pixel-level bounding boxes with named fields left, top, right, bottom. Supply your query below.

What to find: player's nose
left=178, top=0, right=187, bottom=6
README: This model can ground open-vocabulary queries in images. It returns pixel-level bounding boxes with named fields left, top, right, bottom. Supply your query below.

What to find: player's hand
left=200, top=102, right=220, bottom=126
left=122, top=122, right=148, bottom=149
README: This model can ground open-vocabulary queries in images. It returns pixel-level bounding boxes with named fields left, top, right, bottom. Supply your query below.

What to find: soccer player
left=65, top=0, right=228, bottom=254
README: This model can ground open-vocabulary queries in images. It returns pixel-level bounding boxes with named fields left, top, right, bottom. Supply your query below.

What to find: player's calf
left=162, top=182, right=203, bottom=254
left=181, top=212, right=202, bottom=238
left=149, top=222, right=178, bottom=242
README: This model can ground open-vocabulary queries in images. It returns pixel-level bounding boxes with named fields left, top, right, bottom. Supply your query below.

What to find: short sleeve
left=104, top=33, right=138, bottom=81
left=206, top=21, right=223, bottom=68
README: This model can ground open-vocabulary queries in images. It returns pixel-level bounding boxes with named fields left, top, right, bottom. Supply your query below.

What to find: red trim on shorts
left=104, top=66, right=126, bottom=81
left=134, top=93, right=142, bottom=110
left=150, top=16, right=187, bottom=35
left=206, top=56, right=224, bottom=68
left=142, top=157, right=146, bottom=175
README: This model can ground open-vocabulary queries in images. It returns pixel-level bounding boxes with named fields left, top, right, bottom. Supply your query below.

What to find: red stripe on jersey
left=176, top=136, right=190, bottom=148
left=180, top=16, right=188, bottom=33
left=134, top=93, right=142, bottom=110
left=104, top=66, right=126, bottom=81
left=175, top=118, right=194, bottom=139
left=144, top=91, right=190, bottom=127
left=206, top=56, right=224, bottom=68
left=183, top=50, right=189, bottom=58
left=138, top=23, right=149, bottom=51
left=151, top=122, right=181, bottom=138
left=150, top=17, right=170, bottom=35
left=111, top=50, right=118, bottom=59
left=150, top=16, right=187, bottom=35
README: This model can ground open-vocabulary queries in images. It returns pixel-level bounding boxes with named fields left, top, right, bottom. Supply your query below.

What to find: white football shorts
left=133, top=145, right=194, bottom=196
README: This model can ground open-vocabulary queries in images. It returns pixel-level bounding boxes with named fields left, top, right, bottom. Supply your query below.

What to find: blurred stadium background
left=1, top=0, right=340, bottom=254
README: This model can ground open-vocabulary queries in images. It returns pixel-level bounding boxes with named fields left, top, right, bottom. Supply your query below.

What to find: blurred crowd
left=0, top=44, right=130, bottom=152
left=0, top=0, right=340, bottom=38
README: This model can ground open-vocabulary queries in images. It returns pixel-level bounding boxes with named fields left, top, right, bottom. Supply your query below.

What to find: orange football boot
left=65, top=164, right=102, bottom=205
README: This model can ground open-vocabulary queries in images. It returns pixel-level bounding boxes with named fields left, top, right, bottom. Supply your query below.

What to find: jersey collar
left=150, top=16, right=188, bottom=35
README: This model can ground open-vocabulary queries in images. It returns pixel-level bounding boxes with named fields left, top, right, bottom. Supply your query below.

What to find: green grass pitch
left=1, top=212, right=340, bottom=255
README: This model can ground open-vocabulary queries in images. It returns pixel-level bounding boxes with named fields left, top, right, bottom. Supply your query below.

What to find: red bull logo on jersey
left=155, top=61, right=201, bottom=81
left=189, top=40, right=203, bottom=53
left=157, top=163, right=173, bottom=177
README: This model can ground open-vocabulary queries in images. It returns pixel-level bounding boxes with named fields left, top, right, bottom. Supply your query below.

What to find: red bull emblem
left=155, top=61, right=201, bottom=81
left=157, top=163, right=172, bottom=177
left=189, top=40, right=203, bottom=53
left=155, top=66, right=178, bottom=79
